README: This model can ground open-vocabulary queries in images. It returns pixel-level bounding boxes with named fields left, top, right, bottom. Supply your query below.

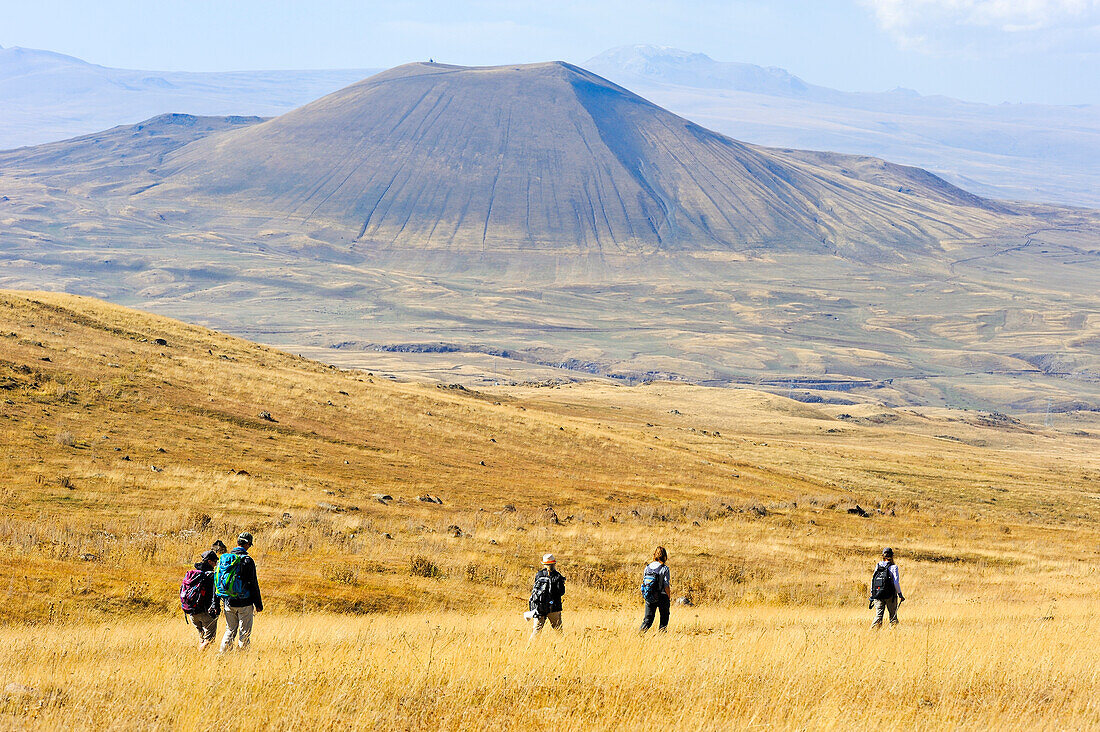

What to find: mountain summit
left=138, top=61, right=1011, bottom=256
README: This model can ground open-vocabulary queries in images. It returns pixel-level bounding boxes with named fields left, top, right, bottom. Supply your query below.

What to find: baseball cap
left=238, top=532, right=254, bottom=545
left=882, top=547, right=894, bottom=557
left=201, top=550, right=218, bottom=562
left=542, top=553, right=556, bottom=564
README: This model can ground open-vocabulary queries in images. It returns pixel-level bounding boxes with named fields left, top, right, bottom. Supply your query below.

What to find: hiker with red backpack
left=639, top=545, right=672, bottom=633
left=180, top=549, right=221, bottom=649
left=869, top=547, right=905, bottom=628
left=215, top=532, right=263, bottom=652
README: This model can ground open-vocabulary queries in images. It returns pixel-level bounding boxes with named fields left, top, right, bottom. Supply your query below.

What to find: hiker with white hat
left=526, top=553, right=566, bottom=636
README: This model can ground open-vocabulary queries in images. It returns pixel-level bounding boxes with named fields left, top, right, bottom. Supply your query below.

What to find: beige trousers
left=871, top=597, right=899, bottom=628
left=189, top=611, right=218, bottom=645
left=531, top=611, right=562, bottom=637
left=220, top=604, right=254, bottom=651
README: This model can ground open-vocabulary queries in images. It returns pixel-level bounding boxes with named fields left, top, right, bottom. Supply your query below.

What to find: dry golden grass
left=1, top=290, right=1099, bottom=729
left=2, top=604, right=1097, bottom=730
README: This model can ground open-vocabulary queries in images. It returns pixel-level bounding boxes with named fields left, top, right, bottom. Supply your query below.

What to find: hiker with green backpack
left=639, top=546, right=671, bottom=632
left=180, top=549, right=221, bottom=649
left=215, top=532, right=263, bottom=652
left=869, top=547, right=905, bottom=629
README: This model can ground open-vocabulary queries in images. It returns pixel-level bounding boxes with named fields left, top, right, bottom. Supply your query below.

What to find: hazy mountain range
left=585, top=46, right=1100, bottom=208
left=0, top=44, right=376, bottom=149
left=2, top=43, right=1099, bottom=209
left=2, top=61, right=1097, bottom=412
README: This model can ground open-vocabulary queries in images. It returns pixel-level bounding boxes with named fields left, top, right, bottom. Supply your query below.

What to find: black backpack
left=529, top=573, right=553, bottom=615
left=870, top=563, right=896, bottom=600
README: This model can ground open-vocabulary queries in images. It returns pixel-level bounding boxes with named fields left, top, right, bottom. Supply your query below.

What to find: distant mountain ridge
left=585, top=44, right=1089, bottom=112
left=586, top=45, right=821, bottom=98
left=584, top=45, right=1100, bottom=207
left=0, top=44, right=377, bottom=149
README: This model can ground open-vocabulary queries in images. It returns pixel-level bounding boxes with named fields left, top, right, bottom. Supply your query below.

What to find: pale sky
left=3, top=0, right=1098, bottom=105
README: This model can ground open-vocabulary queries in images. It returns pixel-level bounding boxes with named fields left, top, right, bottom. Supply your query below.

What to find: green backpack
left=214, top=552, right=247, bottom=599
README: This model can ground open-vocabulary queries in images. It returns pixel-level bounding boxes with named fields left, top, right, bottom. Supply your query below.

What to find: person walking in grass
left=527, top=553, right=566, bottom=637
left=180, top=549, right=221, bottom=649
left=640, top=545, right=672, bottom=633
left=216, top=532, right=263, bottom=652
left=870, top=547, right=905, bottom=629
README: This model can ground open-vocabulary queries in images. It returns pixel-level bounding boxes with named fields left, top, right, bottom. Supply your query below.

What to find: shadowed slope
left=139, top=62, right=1016, bottom=256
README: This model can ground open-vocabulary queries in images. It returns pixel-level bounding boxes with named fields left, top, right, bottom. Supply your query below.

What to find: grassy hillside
left=2, top=289, right=1097, bottom=618
left=1, top=291, right=1098, bottom=728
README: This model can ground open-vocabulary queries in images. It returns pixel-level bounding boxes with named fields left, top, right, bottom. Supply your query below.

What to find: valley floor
left=2, top=603, right=1097, bottom=730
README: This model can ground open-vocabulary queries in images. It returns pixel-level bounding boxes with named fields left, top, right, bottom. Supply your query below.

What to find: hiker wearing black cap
left=870, top=547, right=905, bottom=628
left=180, top=549, right=221, bottom=649
left=215, top=532, right=263, bottom=652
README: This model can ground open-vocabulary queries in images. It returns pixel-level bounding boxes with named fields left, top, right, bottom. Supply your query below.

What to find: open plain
left=0, top=290, right=1097, bottom=729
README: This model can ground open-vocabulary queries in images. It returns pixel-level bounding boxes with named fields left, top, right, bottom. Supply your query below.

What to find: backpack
left=641, top=564, right=664, bottom=603
left=870, top=563, right=896, bottom=600
left=529, top=573, right=554, bottom=616
left=214, top=552, right=248, bottom=599
left=180, top=568, right=211, bottom=614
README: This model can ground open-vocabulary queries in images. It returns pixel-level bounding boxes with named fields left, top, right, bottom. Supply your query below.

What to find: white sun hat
left=542, top=553, right=556, bottom=564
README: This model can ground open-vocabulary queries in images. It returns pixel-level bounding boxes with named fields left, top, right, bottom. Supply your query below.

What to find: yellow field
left=1, top=290, right=1099, bottom=729
left=3, top=604, right=1097, bottom=730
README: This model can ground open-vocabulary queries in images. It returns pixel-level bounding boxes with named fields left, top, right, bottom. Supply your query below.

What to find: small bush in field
left=186, top=509, right=212, bottom=530
left=125, top=582, right=153, bottom=607
left=322, top=563, right=359, bottom=586
left=56, top=431, right=76, bottom=447
left=410, top=555, right=442, bottom=578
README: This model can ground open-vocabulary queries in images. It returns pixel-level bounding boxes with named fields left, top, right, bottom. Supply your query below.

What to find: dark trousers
left=640, top=594, right=670, bottom=632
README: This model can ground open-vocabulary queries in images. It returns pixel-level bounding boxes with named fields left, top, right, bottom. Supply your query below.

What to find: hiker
left=180, top=549, right=220, bottom=649
left=526, top=553, right=566, bottom=636
left=869, top=547, right=905, bottom=628
left=639, top=545, right=672, bottom=632
left=211, top=539, right=228, bottom=556
left=215, top=532, right=263, bottom=652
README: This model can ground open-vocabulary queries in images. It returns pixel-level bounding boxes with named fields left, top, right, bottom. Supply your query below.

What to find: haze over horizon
left=4, top=0, right=1099, bottom=106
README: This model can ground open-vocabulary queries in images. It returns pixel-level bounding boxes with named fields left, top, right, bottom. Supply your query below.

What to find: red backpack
left=180, top=569, right=211, bottom=614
